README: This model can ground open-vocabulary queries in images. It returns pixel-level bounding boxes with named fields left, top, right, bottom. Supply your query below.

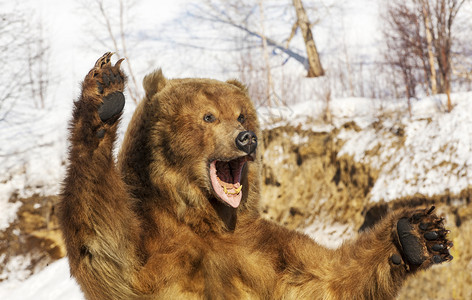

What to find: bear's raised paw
left=83, top=52, right=126, bottom=123
left=395, top=206, right=453, bottom=271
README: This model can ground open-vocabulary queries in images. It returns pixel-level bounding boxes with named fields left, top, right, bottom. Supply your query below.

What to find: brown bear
left=59, top=52, right=453, bottom=300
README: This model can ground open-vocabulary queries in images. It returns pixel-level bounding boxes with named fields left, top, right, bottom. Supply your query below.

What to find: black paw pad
left=391, top=254, right=403, bottom=265
left=103, top=73, right=111, bottom=86
left=98, top=92, right=125, bottom=122
left=432, top=255, right=443, bottom=264
left=432, top=244, right=445, bottom=251
left=96, top=129, right=106, bottom=139
left=103, top=71, right=118, bottom=85
left=424, top=231, right=439, bottom=241
left=97, top=82, right=104, bottom=94
left=419, top=222, right=431, bottom=231
left=397, top=218, right=425, bottom=265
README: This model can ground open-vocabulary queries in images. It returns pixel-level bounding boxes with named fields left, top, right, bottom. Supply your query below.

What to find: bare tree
left=26, top=20, right=50, bottom=109
left=258, top=0, right=276, bottom=107
left=185, top=0, right=325, bottom=78
left=0, top=4, right=51, bottom=122
left=421, top=0, right=438, bottom=95
left=383, top=1, right=421, bottom=116
left=291, top=0, right=324, bottom=77
left=166, top=0, right=334, bottom=111
left=432, top=0, right=466, bottom=111
left=383, top=0, right=467, bottom=113
left=76, top=0, right=142, bottom=104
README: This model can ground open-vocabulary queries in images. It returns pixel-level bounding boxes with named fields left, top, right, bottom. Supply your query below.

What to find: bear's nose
left=235, top=131, right=257, bottom=155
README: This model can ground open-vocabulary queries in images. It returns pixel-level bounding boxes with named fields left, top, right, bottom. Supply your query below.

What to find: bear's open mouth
left=209, top=156, right=253, bottom=208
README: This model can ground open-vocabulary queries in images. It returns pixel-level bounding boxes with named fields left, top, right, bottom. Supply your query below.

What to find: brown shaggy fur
left=59, top=53, right=453, bottom=299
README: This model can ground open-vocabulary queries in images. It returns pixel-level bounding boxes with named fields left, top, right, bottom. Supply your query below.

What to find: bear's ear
left=226, top=79, right=247, bottom=93
left=143, top=69, right=167, bottom=100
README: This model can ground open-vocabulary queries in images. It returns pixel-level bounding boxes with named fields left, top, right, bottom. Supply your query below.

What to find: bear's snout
left=235, top=131, right=257, bottom=155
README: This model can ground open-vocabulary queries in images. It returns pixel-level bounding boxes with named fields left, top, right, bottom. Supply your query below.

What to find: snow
left=0, top=259, right=83, bottom=300
left=0, top=202, right=22, bottom=231
left=327, top=93, right=472, bottom=202
left=0, top=105, right=70, bottom=230
left=261, top=91, right=472, bottom=203
left=369, top=94, right=472, bottom=201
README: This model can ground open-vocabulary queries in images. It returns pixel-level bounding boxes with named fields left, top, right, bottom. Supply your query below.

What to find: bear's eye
left=237, top=114, right=245, bottom=124
left=203, top=113, right=216, bottom=123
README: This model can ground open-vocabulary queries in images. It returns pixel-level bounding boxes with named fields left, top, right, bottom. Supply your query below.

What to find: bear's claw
left=94, top=52, right=113, bottom=69
left=396, top=206, right=453, bottom=270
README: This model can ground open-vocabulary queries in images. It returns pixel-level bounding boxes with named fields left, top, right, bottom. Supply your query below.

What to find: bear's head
left=119, top=69, right=262, bottom=230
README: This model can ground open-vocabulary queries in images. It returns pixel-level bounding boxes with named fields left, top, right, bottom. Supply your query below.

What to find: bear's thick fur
left=59, top=53, right=453, bottom=299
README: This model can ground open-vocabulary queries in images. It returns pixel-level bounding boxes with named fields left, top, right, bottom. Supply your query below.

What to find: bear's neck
left=177, top=198, right=239, bottom=235
left=209, top=197, right=238, bottom=231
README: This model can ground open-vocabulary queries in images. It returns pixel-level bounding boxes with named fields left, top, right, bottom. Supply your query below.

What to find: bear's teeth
left=216, top=176, right=242, bottom=195
left=223, top=185, right=242, bottom=195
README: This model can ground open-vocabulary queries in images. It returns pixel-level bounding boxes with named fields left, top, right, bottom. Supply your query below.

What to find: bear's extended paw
left=83, top=52, right=126, bottom=123
left=395, top=206, right=453, bottom=271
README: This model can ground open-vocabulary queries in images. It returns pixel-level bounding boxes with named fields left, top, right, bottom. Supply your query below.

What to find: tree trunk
left=421, top=0, right=438, bottom=95
left=258, top=0, right=274, bottom=107
left=292, top=0, right=324, bottom=77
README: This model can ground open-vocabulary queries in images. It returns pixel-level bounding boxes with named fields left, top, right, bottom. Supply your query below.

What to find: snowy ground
left=0, top=259, right=83, bottom=300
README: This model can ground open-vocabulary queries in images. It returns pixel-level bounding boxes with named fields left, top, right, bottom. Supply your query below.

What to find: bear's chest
left=141, top=230, right=276, bottom=298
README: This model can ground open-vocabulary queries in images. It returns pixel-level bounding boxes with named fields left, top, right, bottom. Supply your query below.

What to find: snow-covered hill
left=262, top=92, right=472, bottom=202
left=0, top=259, right=82, bottom=300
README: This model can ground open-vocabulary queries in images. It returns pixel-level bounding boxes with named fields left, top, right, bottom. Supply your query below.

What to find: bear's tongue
left=209, top=157, right=248, bottom=208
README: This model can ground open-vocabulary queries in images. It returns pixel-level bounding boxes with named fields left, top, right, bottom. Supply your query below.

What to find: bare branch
left=186, top=2, right=311, bottom=71
left=76, top=0, right=142, bottom=104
